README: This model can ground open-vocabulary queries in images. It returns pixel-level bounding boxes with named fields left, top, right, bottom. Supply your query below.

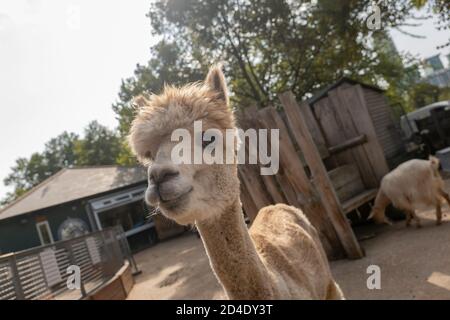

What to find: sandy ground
left=127, top=232, right=224, bottom=300
left=128, top=181, right=450, bottom=300
left=333, top=208, right=450, bottom=299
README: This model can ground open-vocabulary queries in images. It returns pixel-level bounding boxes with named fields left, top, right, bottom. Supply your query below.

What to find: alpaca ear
left=429, top=155, right=440, bottom=168
left=205, top=64, right=228, bottom=104
left=429, top=155, right=439, bottom=164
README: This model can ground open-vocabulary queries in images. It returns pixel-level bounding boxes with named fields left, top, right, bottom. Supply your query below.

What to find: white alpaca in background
left=369, top=156, right=450, bottom=227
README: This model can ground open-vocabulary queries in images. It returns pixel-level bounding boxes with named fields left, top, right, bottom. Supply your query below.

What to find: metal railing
left=0, top=226, right=138, bottom=300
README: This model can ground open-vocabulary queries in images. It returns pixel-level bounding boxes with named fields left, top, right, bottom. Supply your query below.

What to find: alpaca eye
left=202, top=132, right=215, bottom=148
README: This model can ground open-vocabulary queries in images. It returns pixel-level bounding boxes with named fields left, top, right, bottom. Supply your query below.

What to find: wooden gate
left=238, top=89, right=390, bottom=260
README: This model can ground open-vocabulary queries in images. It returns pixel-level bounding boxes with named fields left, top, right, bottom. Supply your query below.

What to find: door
left=36, top=221, right=54, bottom=246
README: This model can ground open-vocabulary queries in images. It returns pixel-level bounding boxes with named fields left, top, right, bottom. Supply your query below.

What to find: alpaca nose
left=149, top=165, right=180, bottom=186
left=146, top=165, right=181, bottom=206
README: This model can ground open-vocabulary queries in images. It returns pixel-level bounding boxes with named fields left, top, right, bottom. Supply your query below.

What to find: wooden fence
left=0, top=226, right=137, bottom=300
left=238, top=89, right=391, bottom=260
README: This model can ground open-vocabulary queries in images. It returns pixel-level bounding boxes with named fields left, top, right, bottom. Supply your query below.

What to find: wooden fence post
left=279, top=91, right=364, bottom=259
left=257, top=106, right=345, bottom=258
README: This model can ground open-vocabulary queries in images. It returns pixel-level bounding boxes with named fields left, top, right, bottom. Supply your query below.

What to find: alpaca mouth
left=159, top=187, right=193, bottom=211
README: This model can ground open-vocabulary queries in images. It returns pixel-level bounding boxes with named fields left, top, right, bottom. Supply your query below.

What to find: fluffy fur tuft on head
left=128, top=64, right=235, bottom=163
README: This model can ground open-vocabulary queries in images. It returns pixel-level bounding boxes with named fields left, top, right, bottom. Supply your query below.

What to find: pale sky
left=0, top=1, right=449, bottom=199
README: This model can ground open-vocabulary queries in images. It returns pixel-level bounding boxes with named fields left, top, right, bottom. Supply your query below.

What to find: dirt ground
left=127, top=232, right=224, bottom=300
left=128, top=182, right=450, bottom=300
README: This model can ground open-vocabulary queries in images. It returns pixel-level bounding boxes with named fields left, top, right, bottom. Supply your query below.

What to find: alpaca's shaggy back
left=379, top=158, right=444, bottom=211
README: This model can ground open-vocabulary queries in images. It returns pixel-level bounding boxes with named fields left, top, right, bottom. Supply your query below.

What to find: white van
left=400, top=100, right=450, bottom=139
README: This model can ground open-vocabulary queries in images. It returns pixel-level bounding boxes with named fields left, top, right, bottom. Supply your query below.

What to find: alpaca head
left=368, top=206, right=393, bottom=226
left=429, top=155, right=441, bottom=176
left=128, top=65, right=241, bottom=225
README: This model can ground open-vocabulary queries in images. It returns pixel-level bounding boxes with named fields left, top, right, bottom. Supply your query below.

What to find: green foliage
left=115, top=141, right=137, bottom=167
left=112, top=0, right=447, bottom=129
left=74, top=121, right=121, bottom=166
left=2, top=122, right=122, bottom=206
left=408, top=83, right=450, bottom=110
left=112, top=41, right=204, bottom=137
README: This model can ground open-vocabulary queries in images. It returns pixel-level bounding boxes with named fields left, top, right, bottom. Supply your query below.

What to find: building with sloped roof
left=0, top=166, right=185, bottom=254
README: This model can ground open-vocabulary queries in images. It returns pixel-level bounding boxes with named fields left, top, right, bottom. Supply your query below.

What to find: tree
left=114, top=1, right=448, bottom=125
left=143, top=0, right=428, bottom=105
left=110, top=0, right=450, bottom=151
left=44, top=132, right=79, bottom=173
left=411, top=0, right=450, bottom=49
left=3, top=132, right=79, bottom=195
left=408, top=83, right=450, bottom=109
left=112, top=41, right=205, bottom=137
left=74, top=121, right=121, bottom=166
left=2, top=122, right=121, bottom=206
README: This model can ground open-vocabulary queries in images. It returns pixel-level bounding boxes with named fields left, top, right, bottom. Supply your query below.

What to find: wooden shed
left=237, top=79, right=402, bottom=261
left=310, top=78, right=404, bottom=169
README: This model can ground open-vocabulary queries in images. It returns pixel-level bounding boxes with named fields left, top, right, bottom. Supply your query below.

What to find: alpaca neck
left=196, top=197, right=275, bottom=299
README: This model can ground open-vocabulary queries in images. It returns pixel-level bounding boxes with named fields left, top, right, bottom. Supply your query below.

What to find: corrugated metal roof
left=0, top=166, right=147, bottom=221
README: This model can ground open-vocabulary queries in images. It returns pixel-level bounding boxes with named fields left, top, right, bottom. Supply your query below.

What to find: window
left=36, top=221, right=54, bottom=245
left=98, top=201, right=148, bottom=232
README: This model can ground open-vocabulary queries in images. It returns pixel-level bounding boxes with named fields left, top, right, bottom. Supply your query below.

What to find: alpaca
left=128, top=65, right=344, bottom=299
left=369, top=156, right=450, bottom=227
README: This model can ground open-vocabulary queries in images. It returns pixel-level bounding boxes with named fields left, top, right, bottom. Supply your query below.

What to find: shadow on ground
left=127, top=233, right=224, bottom=300
left=128, top=180, right=450, bottom=300
left=332, top=206, right=450, bottom=299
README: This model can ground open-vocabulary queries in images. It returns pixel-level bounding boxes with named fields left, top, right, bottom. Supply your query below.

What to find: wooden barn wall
left=362, top=88, right=403, bottom=162
left=313, top=94, right=379, bottom=188
left=311, top=85, right=390, bottom=188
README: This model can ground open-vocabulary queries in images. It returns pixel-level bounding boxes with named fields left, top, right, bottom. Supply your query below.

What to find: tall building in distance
left=422, top=53, right=450, bottom=88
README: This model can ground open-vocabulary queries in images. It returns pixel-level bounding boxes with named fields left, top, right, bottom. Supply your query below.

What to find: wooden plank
left=237, top=106, right=276, bottom=221
left=261, top=175, right=286, bottom=204
left=342, top=189, right=378, bottom=214
left=349, top=85, right=390, bottom=181
left=313, top=97, right=355, bottom=167
left=362, top=88, right=404, bottom=159
left=328, top=135, right=367, bottom=155
left=243, top=106, right=286, bottom=205
left=90, top=276, right=126, bottom=300
left=328, top=165, right=360, bottom=188
left=120, top=263, right=134, bottom=295
left=274, top=166, right=302, bottom=207
left=279, top=91, right=364, bottom=259
left=296, top=104, right=330, bottom=159
left=328, top=88, right=379, bottom=188
left=328, top=165, right=365, bottom=203
left=238, top=164, right=273, bottom=211
left=257, top=106, right=344, bottom=258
